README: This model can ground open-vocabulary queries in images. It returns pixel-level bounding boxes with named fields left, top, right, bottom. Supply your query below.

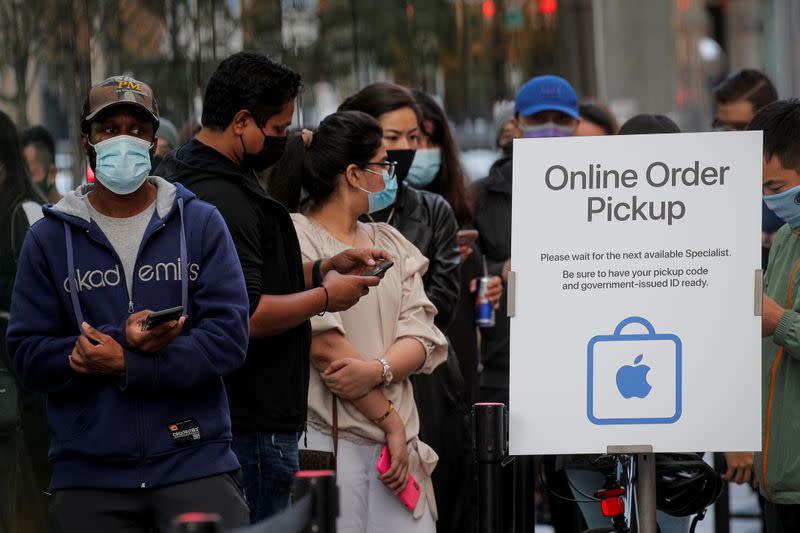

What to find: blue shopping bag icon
left=587, top=317, right=682, bottom=425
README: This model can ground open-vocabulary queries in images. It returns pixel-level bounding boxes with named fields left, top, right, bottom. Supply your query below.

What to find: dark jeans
left=51, top=472, right=249, bottom=533
left=231, top=431, right=300, bottom=523
left=766, top=501, right=800, bottom=533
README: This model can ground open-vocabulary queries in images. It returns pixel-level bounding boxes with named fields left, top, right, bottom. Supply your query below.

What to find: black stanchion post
left=171, top=512, right=222, bottom=533
left=513, top=455, right=536, bottom=532
left=294, top=470, right=338, bottom=533
left=474, top=402, right=508, bottom=533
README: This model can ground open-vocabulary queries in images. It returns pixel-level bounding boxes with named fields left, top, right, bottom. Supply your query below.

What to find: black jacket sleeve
left=424, top=195, right=461, bottom=330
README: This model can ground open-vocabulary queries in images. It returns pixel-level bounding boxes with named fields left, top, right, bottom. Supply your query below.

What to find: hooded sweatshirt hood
left=51, top=176, right=178, bottom=224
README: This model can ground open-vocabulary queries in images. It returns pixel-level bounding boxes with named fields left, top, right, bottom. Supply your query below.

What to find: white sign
left=509, top=132, right=762, bottom=455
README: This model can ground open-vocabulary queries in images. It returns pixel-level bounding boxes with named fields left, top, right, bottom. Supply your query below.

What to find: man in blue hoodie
left=7, top=76, right=251, bottom=532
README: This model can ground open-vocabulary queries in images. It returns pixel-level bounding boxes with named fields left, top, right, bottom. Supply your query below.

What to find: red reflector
left=601, top=496, right=625, bottom=517
left=175, top=512, right=220, bottom=523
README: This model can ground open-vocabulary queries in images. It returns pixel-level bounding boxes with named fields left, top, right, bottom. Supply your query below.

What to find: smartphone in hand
left=376, top=445, right=422, bottom=512
left=142, top=306, right=184, bottom=331
left=362, top=261, right=394, bottom=278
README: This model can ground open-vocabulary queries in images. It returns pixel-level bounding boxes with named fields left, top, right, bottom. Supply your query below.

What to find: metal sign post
left=608, top=445, right=657, bottom=533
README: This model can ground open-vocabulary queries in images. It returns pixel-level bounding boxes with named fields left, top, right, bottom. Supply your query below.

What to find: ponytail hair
left=266, top=111, right=383, bottom=211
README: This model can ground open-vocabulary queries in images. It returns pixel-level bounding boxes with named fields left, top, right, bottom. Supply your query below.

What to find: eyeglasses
left=363, top=161, right=397, bottom=180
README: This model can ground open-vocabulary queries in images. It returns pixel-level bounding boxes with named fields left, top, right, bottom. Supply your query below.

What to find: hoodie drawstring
left=63, top=222, right=86, bottom=328
left=177, top=198, right=189, bottom=314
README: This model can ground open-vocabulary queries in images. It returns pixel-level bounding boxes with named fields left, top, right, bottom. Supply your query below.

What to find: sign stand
left=607, top=445, right=656, bottom=533
left=512, top=276, right=659, bottom=532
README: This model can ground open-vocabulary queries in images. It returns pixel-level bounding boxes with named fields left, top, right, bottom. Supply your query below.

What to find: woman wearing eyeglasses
left=289, top=111, right=447, bottom=532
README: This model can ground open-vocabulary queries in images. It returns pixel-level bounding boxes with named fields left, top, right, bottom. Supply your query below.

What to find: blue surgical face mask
left=764, top=184, right=800, bottom=229
left=406, top=148, right=442, bottom=188
left=523, top=122, right=574, bottom=138
left=359, top=169, right=398, bottom=214
left=89, top=135, right=152, bottom=195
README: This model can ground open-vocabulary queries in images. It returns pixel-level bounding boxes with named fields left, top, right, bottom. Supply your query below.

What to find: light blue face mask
left=523, top=122, right=574, bottom=138
left=406, top=148, right=442, bottom=188
left=89, top=135, right=153, bottom=195
left=764, top=184, right=800, bottom=229
left=359, top=169, right=398, bottom=214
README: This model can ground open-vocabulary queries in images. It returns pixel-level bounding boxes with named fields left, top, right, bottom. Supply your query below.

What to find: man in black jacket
left=157, top=52, right=388, bottom=523
left=473, top=74, right=579, bottom=404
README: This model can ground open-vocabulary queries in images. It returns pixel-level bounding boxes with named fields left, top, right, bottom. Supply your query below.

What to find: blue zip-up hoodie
left=6, top=177, right=249, bottom=490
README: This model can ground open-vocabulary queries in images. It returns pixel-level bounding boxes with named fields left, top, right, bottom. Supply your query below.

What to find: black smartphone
left=362, top=261, right=394, bottom=277
left=142, top=305, right=184, bottom=331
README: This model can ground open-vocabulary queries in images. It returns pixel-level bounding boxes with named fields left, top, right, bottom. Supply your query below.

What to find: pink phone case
left=376, top=446, right=422, bottom=512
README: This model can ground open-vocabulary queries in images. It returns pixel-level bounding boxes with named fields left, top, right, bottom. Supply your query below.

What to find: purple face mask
left=523, top=122, right=574, bottom=138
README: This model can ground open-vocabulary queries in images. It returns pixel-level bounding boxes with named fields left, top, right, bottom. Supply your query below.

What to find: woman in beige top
left=289, top=111, right=447, bottom=532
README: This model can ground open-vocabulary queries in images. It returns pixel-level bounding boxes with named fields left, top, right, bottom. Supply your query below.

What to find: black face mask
left=386, top=149, right=416, bottom=184
left=241, top=128, right=287, bottom=172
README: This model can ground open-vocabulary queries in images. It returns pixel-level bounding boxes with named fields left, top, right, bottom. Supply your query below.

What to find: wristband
left=317, top=284, right=329, bottom=316
left=312, top=259, right=324, bottom=288
left=371, top=400, right=394, bottom=424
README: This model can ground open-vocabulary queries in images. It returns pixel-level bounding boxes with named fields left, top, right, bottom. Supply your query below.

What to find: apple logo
left=616, top=354, right=652, bottom=399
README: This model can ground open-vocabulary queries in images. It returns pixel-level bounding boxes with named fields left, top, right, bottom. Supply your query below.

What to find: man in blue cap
left=514, top=74, right=580, bottom=138
left=473, top=74, right=579, bottom=404
left=471, top=74, right=581, bottom=533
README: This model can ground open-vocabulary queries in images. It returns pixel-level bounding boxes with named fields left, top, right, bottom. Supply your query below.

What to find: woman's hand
left=378, top=412, right=410, bottom=494
left=322, top=358, right=382, bottom=400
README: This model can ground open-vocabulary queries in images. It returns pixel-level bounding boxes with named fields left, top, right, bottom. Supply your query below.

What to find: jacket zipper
left=130, top=222, right=166, bottom=490
left=84, top=219, right=168, bottom=490
left=84, top=228, right=138, bottom=316
left=138, top=401, right=146, bottom=488
left=762, top=257, right=800, bottom=498
left=127, top=222, right=166, bottom=316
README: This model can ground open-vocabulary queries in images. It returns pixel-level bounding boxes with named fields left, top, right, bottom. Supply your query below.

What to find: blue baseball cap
left=515, top=75, right=579, bottom=119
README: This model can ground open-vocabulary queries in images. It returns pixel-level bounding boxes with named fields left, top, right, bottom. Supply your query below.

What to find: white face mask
left=89, top=135, right=153, bottom=195
left=358, top=168, right=398, bottom=214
